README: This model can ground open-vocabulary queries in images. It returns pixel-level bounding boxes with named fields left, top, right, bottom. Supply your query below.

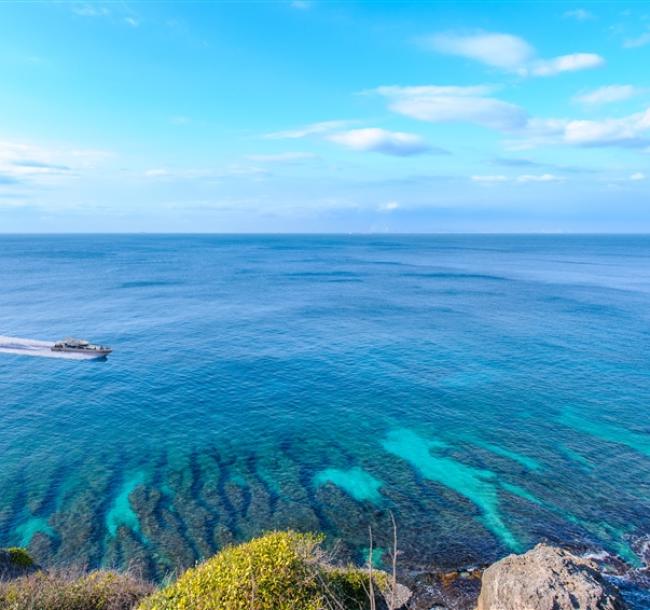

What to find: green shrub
left=5, top=548, right=34, bottom=568
left=138, top=531, right=377, bottom=610
left=0, top=569, right=154, bottom=610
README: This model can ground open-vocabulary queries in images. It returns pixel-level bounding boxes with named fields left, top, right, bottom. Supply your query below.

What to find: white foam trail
left=0, top=336, right=103, bottom=360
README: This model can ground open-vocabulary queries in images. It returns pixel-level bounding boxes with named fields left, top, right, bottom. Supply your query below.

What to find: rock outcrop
left=476, top=543, right=627, bottom=610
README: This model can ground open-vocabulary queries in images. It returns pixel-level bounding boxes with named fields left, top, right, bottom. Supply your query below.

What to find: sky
left=0, top=1, right=649, bottom=233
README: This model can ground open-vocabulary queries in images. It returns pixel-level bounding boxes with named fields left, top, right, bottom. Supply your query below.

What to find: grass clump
left=0, top=569, right=154, bottom=610
left=138, top=531, right=377, bottom=610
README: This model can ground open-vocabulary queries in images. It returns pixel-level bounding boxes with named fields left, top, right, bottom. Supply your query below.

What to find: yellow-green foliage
left=0, top=569, right=154, bottom=610
left=138, top=531, right=374, bottom=610
left=5, top=547, right=34, bottom=568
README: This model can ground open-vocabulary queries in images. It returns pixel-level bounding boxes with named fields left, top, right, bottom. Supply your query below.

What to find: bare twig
left=390, top=511, right=398, bottom=610
left=368, top=525, right=376, bottom=610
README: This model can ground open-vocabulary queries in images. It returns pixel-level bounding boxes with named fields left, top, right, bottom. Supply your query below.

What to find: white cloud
left=373, top=85, right=527, bottom=130
left=378, top=201, right=400, bottom=212
left=506, top=107, right=650, bottom=149
left=574, top=85, right=638, bottom=105
left=471, top=175, right=509, bottom=183
left=375, top=82, right=650, bottom=151
left=516, top=173, right=565, bottom=182
left=423, top=30, right=604, bottom=78
left=425, top=32, right=533, bottom=71
left=327, top=128, right=430, bottom=156
left=630, top=172, right=646, bottom=181
left=246, top=152, right=316, bottom=162
left=563, top=9, right=594, bottom=21
left=563, top=109, right=650, bottom=147
left=624, top=31, right=650, bottom=49
left=530, top=53, right=604, bottom=77
left=124, top=17, right=139, bottom=27
left=170, top=116, right=191, bottom=125
left=265, top=120, right=353, bottom=139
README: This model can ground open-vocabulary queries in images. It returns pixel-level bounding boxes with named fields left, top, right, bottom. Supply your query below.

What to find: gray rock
left=476, top=543, right=627, bottom=610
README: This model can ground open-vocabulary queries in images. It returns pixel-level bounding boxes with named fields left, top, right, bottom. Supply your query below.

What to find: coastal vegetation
left=0, top=531, right=637, bottom=609
left=0, top=532, right=390, bottom=610
left=0, top=566, right=153, bottom=610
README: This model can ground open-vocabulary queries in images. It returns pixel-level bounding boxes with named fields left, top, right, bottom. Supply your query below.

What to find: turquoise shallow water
left=0, top=235, right=649, bottom=588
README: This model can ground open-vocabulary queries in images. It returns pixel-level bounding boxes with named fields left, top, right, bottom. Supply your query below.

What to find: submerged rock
left=476, top=543, right=627, bottom=610
left=404, top=567, right=483, bottom=610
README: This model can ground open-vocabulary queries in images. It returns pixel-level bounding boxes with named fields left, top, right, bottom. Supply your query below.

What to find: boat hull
left=51, top=347, right=112, bottom=357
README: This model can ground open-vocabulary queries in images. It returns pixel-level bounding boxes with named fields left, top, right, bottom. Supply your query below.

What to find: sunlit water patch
left=383, top=428, right=521, bottom=551
left=314, top=467, right=384, bottom=504
left=106, top=471, right=148, bottom=540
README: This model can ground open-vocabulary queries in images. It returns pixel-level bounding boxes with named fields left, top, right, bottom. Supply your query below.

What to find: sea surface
left=1, top=235, right=649, bottom=598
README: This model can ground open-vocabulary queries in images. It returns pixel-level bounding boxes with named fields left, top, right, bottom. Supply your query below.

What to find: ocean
left=1, top=235, right=649, bottom=597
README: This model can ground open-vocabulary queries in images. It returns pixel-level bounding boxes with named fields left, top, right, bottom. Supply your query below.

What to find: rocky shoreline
left=400, top=539, right=650, bottom=610
left=2, top=535, right=650, bottom=609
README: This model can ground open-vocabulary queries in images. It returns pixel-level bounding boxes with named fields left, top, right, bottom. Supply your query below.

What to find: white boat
left=51, top=338, right=112, bottom=357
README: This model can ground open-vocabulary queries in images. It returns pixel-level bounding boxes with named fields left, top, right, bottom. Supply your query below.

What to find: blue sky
left=1, top=1, right=649, bottom=232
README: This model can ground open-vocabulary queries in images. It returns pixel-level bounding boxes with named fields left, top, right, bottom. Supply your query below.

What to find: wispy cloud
left=378, top=201, right=400, bottom=212
left=574, top=85, right=639, bottom=105
left=562, top=109, right=650, bottom=147
left=471, top=175, right=509, bottom=183
left=374, top=82, right=650, bottom=151
left=530, top=53, right=603, bottom=77
left=143, top=164, right=269, bottom=181
left=624, top=30, right=650, bottom=49
left=516, top=173, right=565, bottom=183
left=246, top=152, right=317, bottom=163
left=12, top=159, right=71, bottom=172
left=563, top=9, right=594, bottom=21
left=471, top=173, right=565, bottom=183
left=71, top=3, right=140, bottom=28
left=630, top=172, right=646, bottom=181
left=424, top=32, right=533, bottom=71
left=422, top=31, right=604, bottom=77
left=0, top=140, right=108, bottom=184
left=326, top=128, right=432, bottom=156
left=71, top=3, right=110, bottom=18
left=505, top=108, right=650, bottom=150
left=264, top=120, right=353, bottom=139
left=372, top=85, right=527, bottom=130
left=492, top=157, right=596, bottom=174
left=290, top=1, right=312, bottom=9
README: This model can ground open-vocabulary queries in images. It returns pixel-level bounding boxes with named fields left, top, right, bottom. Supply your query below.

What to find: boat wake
left=0, top=336, right=103, bottom=360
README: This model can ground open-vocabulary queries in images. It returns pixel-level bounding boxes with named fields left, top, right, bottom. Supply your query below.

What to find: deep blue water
left=1, top=235, right=649, bottom=589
